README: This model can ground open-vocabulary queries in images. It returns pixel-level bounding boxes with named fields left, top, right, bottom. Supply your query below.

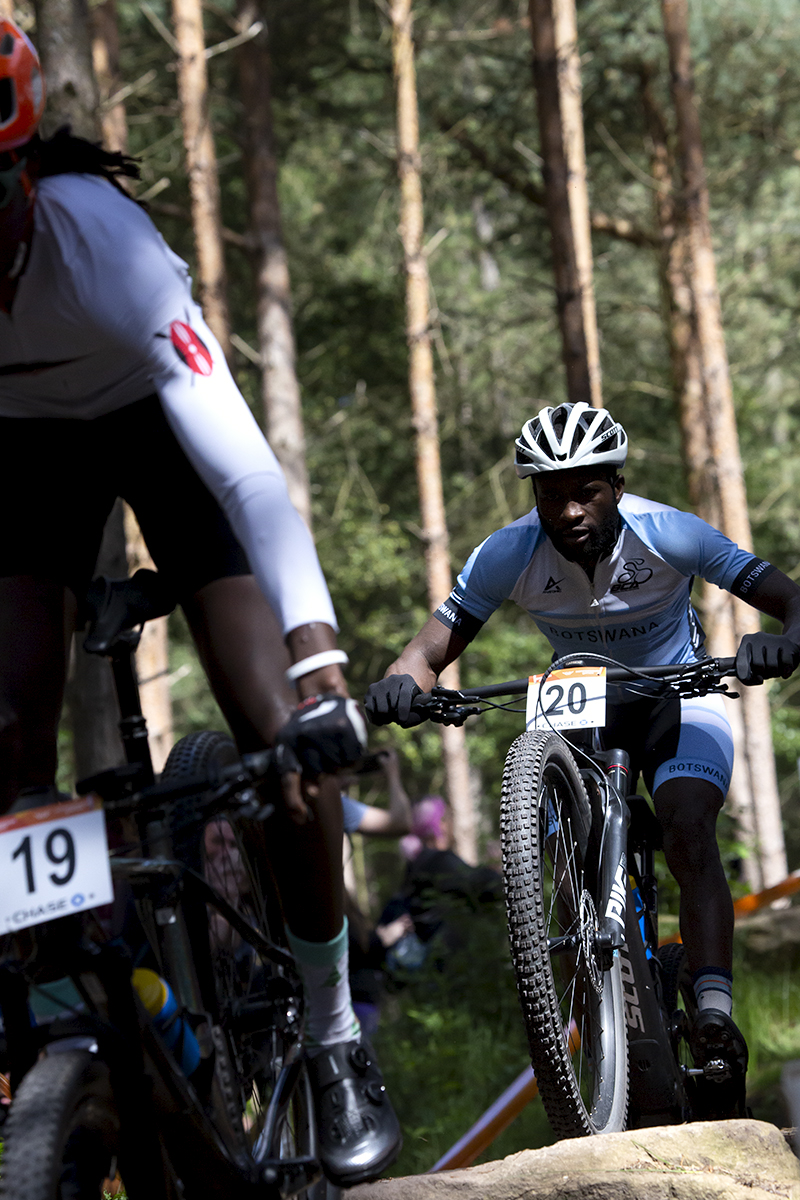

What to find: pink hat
left=411, top=795, right=447, bottom=841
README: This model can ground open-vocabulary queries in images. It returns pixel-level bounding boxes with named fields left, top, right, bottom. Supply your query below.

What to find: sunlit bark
left=237, top=2, right=311, bottom=526
left=528, top=0, right=601, bottom=407
left=661, top=0, right=786, bottom=888
left=172, top=0, right=231, bottom=356
left=391, top=0, right=476, bottom=864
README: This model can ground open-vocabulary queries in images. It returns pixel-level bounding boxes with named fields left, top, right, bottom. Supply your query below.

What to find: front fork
left=595, top=748, right=630, bottom=962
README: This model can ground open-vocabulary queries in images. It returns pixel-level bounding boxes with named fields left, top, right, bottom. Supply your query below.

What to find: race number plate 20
left=526, top=667, right=607, bottom=732
left=0, top=796, right=113, bottom=933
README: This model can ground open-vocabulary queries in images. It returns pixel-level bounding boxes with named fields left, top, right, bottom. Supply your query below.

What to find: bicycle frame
left=577, top=743, right=690, bottom=1125
left=0, top=576, right=324, bottom=1198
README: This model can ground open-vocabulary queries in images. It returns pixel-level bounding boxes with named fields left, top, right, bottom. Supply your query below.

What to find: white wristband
left=286, top=649, right=349, bottom=683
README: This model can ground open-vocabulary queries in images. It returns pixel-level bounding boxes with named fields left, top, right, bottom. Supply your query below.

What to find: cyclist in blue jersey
left=366, top=401, right=800, bottom=1092
left=0, top=21, right=399, bottom=1185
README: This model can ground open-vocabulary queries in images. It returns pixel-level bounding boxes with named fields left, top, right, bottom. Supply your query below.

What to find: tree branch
left=438, top=117, right=660, bottom=249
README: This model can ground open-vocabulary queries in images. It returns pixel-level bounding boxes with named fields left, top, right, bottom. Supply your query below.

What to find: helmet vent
left=0, top=78, right=15, bottom=125
left=0, top=33, right=14, bottom=55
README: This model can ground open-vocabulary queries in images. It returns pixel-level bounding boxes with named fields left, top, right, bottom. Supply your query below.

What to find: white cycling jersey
left=0, top=173, right=335, bottom=635
left=435, top=493, right=773, bottom=668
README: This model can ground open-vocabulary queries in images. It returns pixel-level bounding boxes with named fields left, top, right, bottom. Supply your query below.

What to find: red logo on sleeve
left=169, top=321, right=213, bottom=376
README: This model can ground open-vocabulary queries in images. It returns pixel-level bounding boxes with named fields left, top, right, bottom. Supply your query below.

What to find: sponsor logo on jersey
left=167, top=320, right=213, bottom=376
left=610, top=558, right=653, bottom=593
left=543, top=576, right=563, bottom=593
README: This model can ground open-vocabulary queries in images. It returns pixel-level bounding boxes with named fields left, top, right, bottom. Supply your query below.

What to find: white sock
left=692, top=967, right=733, bottom=1016
left=286, top=919, right=361, bottom=1053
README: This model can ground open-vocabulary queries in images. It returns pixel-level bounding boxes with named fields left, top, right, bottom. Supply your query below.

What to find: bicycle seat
left=83, top=569, right=177, bottom=654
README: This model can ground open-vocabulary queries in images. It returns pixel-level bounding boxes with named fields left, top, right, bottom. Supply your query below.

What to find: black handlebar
left=409, top=655, right=740, bottom=719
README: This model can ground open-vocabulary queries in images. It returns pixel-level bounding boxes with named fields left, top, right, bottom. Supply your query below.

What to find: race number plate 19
left=0, top=796, right=113, bottom=934
left=526, top=666, right=607, bottom=732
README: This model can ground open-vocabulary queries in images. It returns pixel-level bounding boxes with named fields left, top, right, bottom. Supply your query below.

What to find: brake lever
left=427, top=704, right=482, bottom=727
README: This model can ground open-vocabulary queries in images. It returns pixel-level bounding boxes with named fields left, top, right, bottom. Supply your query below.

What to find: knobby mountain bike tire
left=161, top=731, right=340, bottom=1200
left=501, top=731, right=629, bottom=1137
left=0, top=1050, right=120, bottom=1200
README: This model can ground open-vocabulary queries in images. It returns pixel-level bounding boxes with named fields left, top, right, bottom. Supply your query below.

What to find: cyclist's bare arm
left=356, top=750, right=412, bottom=836
left=384, top=616, right=469, bottom=690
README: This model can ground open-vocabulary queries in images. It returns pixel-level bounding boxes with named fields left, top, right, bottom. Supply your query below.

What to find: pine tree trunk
left=33, top=0, right=99, bottom=139
left=390, top=0, right=477, bottom=864
left=661, top=0, right=787, bottom=888
left=528, top=0, right=601, bottom=407
left=640, top=74, right=761, bottom=887
left=237, top=2, right=312, bottom=527
left=91, top=0, right=128, bottom=155
left=124, top=509, right=174, bottom=773
left=172, top=0, right=231, bottom=357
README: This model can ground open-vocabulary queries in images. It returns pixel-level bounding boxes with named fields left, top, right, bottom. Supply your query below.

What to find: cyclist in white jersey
left=366, top=400, right=800, bottom=1093
left=0, top=20, right=399, bottom=1185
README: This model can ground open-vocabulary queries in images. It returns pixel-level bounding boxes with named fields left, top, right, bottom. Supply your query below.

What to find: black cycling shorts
left=0, top=395, right=250, bottom=602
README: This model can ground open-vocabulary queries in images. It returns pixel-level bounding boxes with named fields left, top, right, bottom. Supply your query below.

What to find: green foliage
left=372, top=895, right=557, bottom=1175
left=100, top=0, right=800, bottom=863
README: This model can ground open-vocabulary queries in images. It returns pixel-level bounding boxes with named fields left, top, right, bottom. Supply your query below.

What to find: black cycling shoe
left=306, top=1035, right=402, bottom=1187
left=690, top=1008, right=748, bottom=1119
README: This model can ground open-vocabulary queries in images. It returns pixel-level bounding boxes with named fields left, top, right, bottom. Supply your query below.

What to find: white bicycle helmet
left=515, top=401, right=628, bottom=478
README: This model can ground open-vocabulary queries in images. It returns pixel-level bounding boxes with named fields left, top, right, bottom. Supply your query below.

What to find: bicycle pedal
left=703, top=1057, right=733, bottom=1082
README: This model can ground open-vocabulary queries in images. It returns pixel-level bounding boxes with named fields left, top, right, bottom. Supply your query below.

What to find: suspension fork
left=595, top=748, right=631, bottom=959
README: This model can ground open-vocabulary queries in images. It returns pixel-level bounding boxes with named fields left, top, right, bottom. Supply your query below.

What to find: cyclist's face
left=534, top=468, right=624, bottom=567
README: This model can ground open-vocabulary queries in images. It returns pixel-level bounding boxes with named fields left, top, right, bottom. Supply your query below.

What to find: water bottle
left=132, top=968, right=201, bottom=1076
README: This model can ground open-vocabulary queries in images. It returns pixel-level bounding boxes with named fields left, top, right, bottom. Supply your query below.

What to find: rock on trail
left=350, top=1119, right=800, bottom=1200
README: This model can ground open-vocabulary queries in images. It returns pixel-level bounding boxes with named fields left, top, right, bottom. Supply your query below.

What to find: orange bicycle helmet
left=0, top=19, right=45, bottom=153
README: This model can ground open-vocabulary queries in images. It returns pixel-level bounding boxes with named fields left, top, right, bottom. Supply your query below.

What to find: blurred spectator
left=381, top=796, right=503, bottom=973
left=341, top=747, right=412, bottom=840
left=340, top=748, right=412, bottom=1034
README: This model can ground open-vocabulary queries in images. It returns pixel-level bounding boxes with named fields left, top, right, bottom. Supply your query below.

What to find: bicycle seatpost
left=109, top=634, right=155, bottom=787
left=597, top=748, right=631, bottom=958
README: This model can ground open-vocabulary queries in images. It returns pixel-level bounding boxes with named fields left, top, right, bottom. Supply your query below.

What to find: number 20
left=543, top=682, right=587, bottom=715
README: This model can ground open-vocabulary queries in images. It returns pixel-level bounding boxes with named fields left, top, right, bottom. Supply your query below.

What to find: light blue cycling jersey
left=435, top=493, right=773, bottom=669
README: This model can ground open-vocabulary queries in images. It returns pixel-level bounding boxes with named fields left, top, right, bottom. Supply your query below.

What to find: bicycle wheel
left=0, top=1050, right=119, bottom=1200
left=161, top=732, right=332, bottom=1198
left=501, top=730, right=629, bottom=1137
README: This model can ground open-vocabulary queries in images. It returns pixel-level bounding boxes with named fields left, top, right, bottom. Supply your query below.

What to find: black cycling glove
left=735, top=632, right=800, bottom=684
left=364, top=675, right=425, bottom=727
left=274, top=694, right=368, bottom=777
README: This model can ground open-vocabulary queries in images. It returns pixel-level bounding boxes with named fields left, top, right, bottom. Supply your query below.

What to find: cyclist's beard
left=542, top=511, right=621, bottom=570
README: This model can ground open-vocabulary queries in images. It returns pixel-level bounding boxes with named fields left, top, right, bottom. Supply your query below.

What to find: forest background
left=22, top=0, right=800, bottom=1171
left=110, top=0, right=800, bottom=869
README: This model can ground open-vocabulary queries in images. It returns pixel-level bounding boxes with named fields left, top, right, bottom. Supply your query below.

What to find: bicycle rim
left=501, top=731, right=629, bottom=1137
